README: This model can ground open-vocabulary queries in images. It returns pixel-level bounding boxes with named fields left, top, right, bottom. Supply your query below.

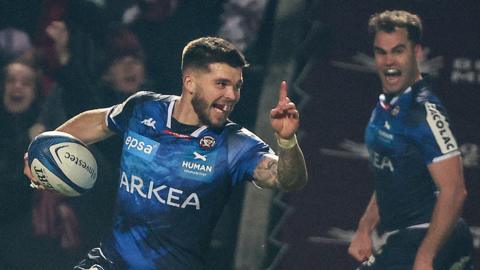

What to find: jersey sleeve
left=227, top=127, right=274, bottom=186
left=106, top=91, right=153, bottom=135
left=410, top=100, right=460, bottom=164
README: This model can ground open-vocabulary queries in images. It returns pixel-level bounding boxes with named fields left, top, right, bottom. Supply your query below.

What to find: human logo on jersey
left=193, top=151, right=207, bottom=161
left=180, top=151, right=215, bottom=181
left=179, top=148, right=217, bottom=182
left=425, top=102, right=458, bottom=154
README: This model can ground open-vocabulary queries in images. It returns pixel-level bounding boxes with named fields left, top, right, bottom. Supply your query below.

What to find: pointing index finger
left=279, top=80, right=288, bottom=104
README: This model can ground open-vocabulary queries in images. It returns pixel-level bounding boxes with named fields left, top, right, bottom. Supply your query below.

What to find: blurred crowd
left=0, top=0, right=273, bottom=268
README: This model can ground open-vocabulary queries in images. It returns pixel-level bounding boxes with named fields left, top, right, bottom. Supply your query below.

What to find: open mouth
left=384, top=69, right=401, bottom=84
left=9, top=94, right=25, bottom=103
left=384, top=68, right=401, bottom=77
left=212, top=103, right=231, bottom=113
left=124, top=75, right=138, bottom=83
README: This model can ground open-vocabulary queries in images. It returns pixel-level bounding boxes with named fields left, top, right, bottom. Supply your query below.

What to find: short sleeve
left=410, top=101, right=460, bottom=164
left=106, top=91, right=152, bottom=135
left=227, top=127, right=274, bottom=186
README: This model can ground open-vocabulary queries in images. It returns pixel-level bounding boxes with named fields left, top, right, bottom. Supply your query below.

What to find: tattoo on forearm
left=253, top=158, right=278, bottom=188
left=276, top=146, right=308, bottom=191
left=253, top=144, right=307, bottom=191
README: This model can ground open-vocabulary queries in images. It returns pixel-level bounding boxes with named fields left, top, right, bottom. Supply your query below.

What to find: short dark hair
left=181, top=37, right=249, bottom=73
left=368, top=10, right=423, bottom=45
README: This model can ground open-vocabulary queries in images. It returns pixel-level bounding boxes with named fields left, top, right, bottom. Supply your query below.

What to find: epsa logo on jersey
left=124, top=131, right=159, bottom=160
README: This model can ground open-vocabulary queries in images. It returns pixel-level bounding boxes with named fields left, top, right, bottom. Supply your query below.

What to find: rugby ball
left=27, top=131, right=97, bottom=197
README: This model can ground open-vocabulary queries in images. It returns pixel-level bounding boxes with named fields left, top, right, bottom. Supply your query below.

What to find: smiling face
left=3, top=63, right=36, bottom=114
left=187, top=63, right=243, bottom=128
left=374, top=28, right=421, bottom=94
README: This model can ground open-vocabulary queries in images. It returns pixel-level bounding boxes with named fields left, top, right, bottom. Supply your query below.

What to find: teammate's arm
left=348, top=193, right=380, bottom=262
left=412, top=155, right=467, bottom=270
left=252, top=81, right=307, bottom=191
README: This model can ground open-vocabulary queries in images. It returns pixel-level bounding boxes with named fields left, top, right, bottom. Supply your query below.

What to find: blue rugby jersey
left=101, top=91, right=273, bottom=269
left=365, top=77, right=460, bottom=232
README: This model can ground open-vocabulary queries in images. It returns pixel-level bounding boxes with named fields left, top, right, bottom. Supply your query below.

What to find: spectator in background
left=217, top=0, right=269, bottom=52
left=32, top=20, right=149, bottom=260
left=127, top=0, right=223, bottom=92
left=42, top=20, right=147, bottom=121
left=0, top=60, right=80, bottom=269
left=0, top=61, right=41, bottom=227
left=0, top=28, right=34, bottom=68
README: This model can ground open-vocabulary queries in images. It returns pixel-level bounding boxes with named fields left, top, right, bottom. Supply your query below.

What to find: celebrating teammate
left=24, top=36, right=308, bottom=269
left=348, top=10, right=474, bottom=270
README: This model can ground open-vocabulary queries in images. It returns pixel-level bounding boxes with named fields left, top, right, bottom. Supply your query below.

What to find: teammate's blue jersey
left=365, top=77, right=460, bottom=232
left=101, top=91, right=273, bottom=269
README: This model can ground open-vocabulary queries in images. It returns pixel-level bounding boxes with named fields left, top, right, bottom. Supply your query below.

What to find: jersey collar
left=166, top=98, right=208, bottom=138
left=379, top=87, right=412, bottom=110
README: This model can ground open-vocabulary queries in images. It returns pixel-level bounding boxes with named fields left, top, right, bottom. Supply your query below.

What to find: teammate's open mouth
left=385, top=69, right=401, bottom=77
left=384, top=69, right=401, bottom=84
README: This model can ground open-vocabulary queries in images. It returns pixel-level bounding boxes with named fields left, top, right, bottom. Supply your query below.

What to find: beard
left=191, top=92, right=210, bottom=125
left=191, top=91, right=226, bottom=128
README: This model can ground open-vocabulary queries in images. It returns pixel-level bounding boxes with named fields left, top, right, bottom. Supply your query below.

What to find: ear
left=414, top=44, right=423, bottom=61
left=183, top=72, right=196, bottom=95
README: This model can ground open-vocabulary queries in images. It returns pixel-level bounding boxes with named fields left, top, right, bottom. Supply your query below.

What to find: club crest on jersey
left=391, top=106, right=400, bottom=116
left=199, top=136, right=216, bottom=150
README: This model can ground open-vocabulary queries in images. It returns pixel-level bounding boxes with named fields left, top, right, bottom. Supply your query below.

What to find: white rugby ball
left=28, top=131, right=97, bottom=197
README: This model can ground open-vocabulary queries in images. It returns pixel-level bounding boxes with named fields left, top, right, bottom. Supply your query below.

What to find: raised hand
left=45, top=20, right=70, bottom=64
left=270, top=81, right=300, bottom=139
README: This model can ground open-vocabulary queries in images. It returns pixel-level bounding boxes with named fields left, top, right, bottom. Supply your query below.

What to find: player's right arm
left=24, top=108, right=114, bottom=188
left=348, top=192, right=380, bottom=262
left=55, top=108, right=114, bottom=145
left=24, top=108, right=108, bottom=244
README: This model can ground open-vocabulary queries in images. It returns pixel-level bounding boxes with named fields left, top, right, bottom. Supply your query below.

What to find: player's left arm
left=253, top=81, right=308, bottom=191
left=413, top=154, right=467, bottom=270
